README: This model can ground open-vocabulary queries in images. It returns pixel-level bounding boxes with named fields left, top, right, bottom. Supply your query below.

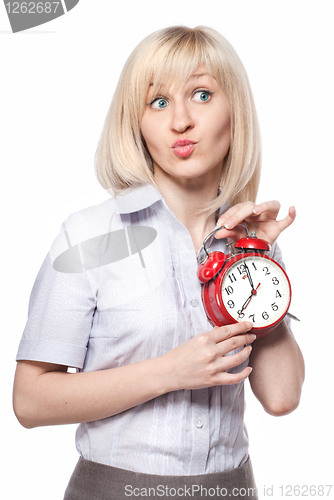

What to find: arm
left=216, top=200, right=304, bottom=415
left=13, top=322, right=256, bottom=429
left=13, top=357, right=171, bottom=428
left=248, top=320, right=305, bottom=416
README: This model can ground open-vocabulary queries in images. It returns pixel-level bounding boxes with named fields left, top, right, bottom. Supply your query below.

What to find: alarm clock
left=197, top=224, right=292, bottom=339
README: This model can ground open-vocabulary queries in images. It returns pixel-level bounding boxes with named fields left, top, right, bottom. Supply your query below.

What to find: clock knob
left=197, top=251, right=226, bottom=283
left=235, top=237, right=271, bottom=252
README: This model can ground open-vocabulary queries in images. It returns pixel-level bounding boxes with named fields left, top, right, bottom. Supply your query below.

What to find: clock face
left=221, top=255, right=290, bottom=329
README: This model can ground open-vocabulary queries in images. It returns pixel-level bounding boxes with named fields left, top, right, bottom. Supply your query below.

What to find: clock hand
left=243, top=262, right=254, bottom=291
left=239, top=293, right=253, bottom=316
left=238, top=283, right=261, bottom=317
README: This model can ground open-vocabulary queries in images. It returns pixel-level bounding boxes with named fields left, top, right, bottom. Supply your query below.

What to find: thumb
left=277, top=206, right=296, bottom=232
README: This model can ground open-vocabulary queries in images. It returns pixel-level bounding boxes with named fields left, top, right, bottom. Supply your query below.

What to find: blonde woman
left=13, top=26, right=304, bottom=500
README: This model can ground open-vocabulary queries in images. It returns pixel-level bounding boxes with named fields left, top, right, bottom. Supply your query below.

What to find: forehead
left=148, top=65, right=217, bottom=94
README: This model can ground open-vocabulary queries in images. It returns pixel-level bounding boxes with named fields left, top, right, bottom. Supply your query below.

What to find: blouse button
left=190, top=299, right=198, bottom=307
left=196, top=419, right=204, bottom=428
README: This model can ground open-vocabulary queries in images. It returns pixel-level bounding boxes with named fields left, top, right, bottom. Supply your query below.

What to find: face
left=140, top=66, right=231, bottom=187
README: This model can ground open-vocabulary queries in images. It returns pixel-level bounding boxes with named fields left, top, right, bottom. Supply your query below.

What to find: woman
left=13, top=26, right=304, bottom=499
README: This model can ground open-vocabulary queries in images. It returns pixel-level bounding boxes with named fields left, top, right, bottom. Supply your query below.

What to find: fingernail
left=225, top=219, right=234, bottom=229
left=251, top=334, right=257, bottom=341
left=252, top=206, right=260, bottom=214
left=245, top=322, right=253, bottom=329
left=248, top=367, right=253, bottom=374
left=248, top=345, right=253, bottom=353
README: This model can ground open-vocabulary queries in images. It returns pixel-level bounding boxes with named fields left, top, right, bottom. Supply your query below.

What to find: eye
left=192, top=90, right=213, bottom=103
left=149, top=97, right=169, bottom=110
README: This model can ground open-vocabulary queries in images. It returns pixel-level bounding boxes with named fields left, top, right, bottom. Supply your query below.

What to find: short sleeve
left=16, top=218, right=97, bottom=369
left=269, top=241, right=293, bottom=335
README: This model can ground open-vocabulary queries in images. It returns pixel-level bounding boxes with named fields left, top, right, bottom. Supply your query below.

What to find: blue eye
left=192, top=90, right=213, bottom=103
left=151, top=98, right=168, bottom=109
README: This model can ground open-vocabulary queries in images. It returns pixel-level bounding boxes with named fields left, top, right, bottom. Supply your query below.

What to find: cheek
left=140, top=116, right=150, bottom=147
left=215, top=113, right=231, bottom=143
left=203, top=112, right=230, bottom=162
left=140, top=116, right=159, bottom=155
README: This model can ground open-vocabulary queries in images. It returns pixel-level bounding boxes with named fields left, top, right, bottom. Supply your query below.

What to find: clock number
left=252, top=262, right=257, bottom=271
left=249, top=314, right=255, bottom=323
left=262, top=311, right=269, bottom=320
left=271, top=302, right=279, bottom=311
left=237, top=265, right=245, bottom=275
left=225, top=286, right=234, bottom=295
left=227, top=300, right=235, bottom=309
left=276, top=290, right=282, bottom=298
left=228, top=273, right=237, bottom=283
left=263, top=266, right=270, bottom=275
left=237, top=310, right=245, bottom=319
left=272, top=277, right=279, bottom=285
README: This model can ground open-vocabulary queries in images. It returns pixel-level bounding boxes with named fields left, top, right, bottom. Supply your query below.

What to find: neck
left=154, top=172, right=220, bottom=254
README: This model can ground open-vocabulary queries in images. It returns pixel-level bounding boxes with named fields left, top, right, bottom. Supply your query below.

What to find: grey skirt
left=63, top=456, right=258, bottom=500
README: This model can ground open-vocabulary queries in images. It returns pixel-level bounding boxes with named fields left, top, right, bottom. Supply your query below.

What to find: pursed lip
left=171, top=139, right=197, bottom=158
left=172, top=139, right=197, bottom=148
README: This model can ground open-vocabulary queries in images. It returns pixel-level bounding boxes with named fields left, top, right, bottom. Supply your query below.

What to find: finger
left=218, top=366, right=253, bottom=386
left=211, top=321, right=254, bottom=343
left=216, top=202, right=248, bottom=226
left=218, top=332, right=257, bottom=356
left=276, top=206, right=296, bottom=232
left=214, top=226, right=245, bottom=241
left=252, top=200, right=281, bottom=217
left=220, top=345, right=253, bottom=371
left=217, top=201, right=256, bottom=230
left=215, top=200, right=283, bottom=241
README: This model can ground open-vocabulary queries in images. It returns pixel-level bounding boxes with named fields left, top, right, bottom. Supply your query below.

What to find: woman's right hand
left=162, top=322, right=256, bottom=391
left=13, top=321, right=255, bottom=429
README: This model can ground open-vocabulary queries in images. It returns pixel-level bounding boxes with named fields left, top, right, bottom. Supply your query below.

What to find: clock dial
left=221, top=255, right=290, bottom=329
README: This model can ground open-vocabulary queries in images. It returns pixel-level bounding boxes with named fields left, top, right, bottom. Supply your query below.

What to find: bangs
left=137, top=27, right=223, bottom=101
left=96, top=25, right=261, bottom=212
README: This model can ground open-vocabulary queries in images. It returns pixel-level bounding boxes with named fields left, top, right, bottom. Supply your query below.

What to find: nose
left=170, top=101, right=195, bottom=134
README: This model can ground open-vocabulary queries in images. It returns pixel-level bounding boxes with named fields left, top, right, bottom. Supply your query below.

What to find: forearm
left=13, top=357, right=172, bottom=428
left=249, top=320, right=305, bottom=416
left=14, top=323, right=257, bottom=429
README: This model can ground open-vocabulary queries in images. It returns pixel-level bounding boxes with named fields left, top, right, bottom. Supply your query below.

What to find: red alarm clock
left=197, top=225, right=292, bottom=339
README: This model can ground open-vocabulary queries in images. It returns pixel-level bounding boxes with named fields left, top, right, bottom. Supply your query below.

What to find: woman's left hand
left=215, top=201, right=296, bottom=246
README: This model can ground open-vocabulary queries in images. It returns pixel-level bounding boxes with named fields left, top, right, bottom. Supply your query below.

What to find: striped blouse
left=16, top=183, right=290, bottom=475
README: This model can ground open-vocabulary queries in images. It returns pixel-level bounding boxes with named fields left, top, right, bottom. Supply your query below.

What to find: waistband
left=64, top=456, right=258, bottom=500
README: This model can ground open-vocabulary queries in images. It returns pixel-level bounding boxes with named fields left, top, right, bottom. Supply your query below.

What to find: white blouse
left=16, top=183, right=291, bottom=475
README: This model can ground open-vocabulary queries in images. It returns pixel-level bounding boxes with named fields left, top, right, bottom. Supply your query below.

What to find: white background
left=1, top=1, right=333, bottom=498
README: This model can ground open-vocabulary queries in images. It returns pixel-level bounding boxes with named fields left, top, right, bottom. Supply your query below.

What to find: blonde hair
left=95, top=26, right=261, bottom=215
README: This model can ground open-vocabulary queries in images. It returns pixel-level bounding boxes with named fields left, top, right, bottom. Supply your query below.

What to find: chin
left=154, top=158, right=222, bottom=183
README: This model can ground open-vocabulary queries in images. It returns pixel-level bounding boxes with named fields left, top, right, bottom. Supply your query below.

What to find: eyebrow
left=148, top=73, right=210, bottom=88
left=188, top=72, right=209, bottom=79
